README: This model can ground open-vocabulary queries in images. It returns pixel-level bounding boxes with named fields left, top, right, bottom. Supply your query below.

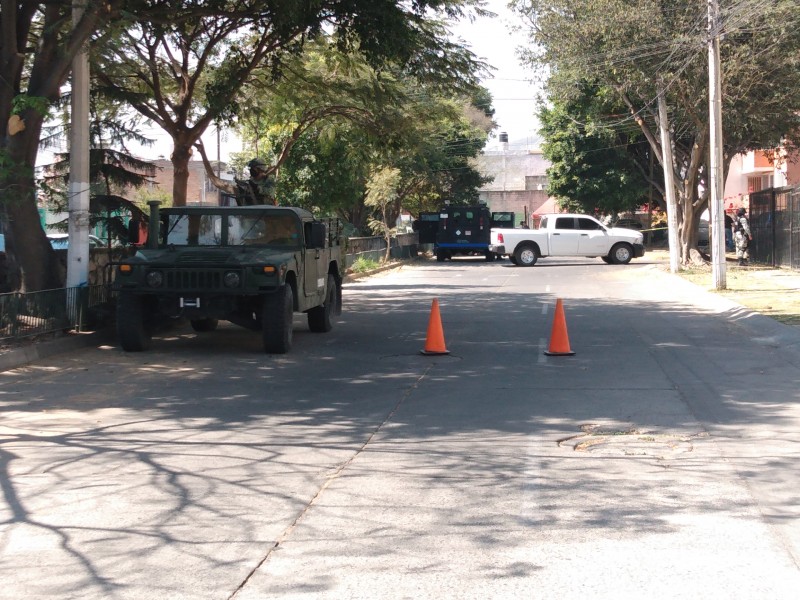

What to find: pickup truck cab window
left=578, top=218, right=604, bottom=230
left=555, top=217, right=576, bottom=229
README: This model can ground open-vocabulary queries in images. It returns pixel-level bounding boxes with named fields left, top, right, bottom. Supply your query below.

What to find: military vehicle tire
left=117, top=293, right=151, bottom=351
left=308, top=274, right=337, bottom=333
left=263, top=285, right=293, bottom=354
left=190, top=318, right=218, bottom=332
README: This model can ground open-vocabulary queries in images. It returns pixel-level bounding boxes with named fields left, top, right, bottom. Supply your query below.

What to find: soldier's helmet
left=248, top=158, right=268, bottom=175
left=737, top=208, right=746, bottom=217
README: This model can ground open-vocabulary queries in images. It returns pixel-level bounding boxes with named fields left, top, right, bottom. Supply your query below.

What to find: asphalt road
left=2, top=256, right=800, bottom=599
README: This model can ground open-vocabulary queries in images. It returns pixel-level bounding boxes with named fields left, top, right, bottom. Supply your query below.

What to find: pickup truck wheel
left=514, top=244, right=538, bottom=266
left=262, top=285, right=293, bottom=353
left=610, top=243, right=634, bottom=264
left=117, top=293, right=151, bottom=352
left=190, top=318, right=218, bottom=332
left=308, top=274, right=337, bottom=333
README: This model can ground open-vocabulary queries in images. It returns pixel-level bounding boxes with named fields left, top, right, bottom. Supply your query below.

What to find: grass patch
left=350, top=256, right=381, bottom=273
left=673, top=259, right=800, bottom=327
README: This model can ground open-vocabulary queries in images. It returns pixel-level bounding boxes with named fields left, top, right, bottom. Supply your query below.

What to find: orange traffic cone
left=544, top=298, right=575, bottom=356
left=420, top=298, right=450, bottom=355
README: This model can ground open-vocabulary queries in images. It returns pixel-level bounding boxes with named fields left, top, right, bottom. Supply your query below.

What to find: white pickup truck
left=489, top=213, right=645, bottom=266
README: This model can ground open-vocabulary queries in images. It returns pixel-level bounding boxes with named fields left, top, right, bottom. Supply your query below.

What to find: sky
left=449, top=1, right=544, bottom=152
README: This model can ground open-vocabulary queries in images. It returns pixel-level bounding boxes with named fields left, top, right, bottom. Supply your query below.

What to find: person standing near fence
left=733, top=207, right=752, bottom=266
left=724, top=212, right=735, bottom=252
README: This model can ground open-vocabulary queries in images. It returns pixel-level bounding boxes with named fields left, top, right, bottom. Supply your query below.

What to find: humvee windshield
left=162, top=212, right=301, bottom=248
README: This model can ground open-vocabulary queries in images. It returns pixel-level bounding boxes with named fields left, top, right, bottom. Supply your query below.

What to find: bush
left=350, top=257, right=380, bottom=273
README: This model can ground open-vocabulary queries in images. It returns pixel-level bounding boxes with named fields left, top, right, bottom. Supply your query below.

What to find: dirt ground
left=651, top=250, right=800, bottom=328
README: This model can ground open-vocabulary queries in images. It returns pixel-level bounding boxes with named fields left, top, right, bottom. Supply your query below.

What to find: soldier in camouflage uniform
left=235, top=158, right=276, bottom=206
left=733, top=207, right=752, bottom=266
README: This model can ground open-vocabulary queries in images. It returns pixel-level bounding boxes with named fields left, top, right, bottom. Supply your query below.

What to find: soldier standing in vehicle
left=733, top=207, right=752, bottom=266
left=236, top=158, right=276, bottom=206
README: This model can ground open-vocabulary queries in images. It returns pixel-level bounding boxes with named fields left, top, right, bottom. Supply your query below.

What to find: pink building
left=724, top=147, right=800, bottom=212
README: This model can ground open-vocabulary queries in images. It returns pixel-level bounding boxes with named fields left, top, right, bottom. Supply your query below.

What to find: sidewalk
left=649, top=249, right=800, bottom=331
left=0, top=329, right=115, bottom=372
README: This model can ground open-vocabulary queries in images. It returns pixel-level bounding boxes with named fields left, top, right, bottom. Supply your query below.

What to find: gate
left=749, top=186, right=800, bottom=269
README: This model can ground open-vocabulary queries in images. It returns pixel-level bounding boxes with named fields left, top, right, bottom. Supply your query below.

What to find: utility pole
left=657, top=87, right=680, bottom=274
left=67, top=2, right=90, bottom=289
left=708, top=0, right=727, bottom=288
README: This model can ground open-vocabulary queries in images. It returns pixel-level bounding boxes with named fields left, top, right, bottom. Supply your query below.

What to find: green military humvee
left=113, top=202, right=344, bottom=354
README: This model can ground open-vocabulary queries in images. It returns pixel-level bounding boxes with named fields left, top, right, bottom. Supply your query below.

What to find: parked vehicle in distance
left=612, top=218, right=643, bottom=230
left=113, top=203, right=344, bottom=354
left=412, top=204, right=514, bottom=262
left=489, top=213, right=645, bottom=266
left=47, top=233, right=104, bottom=250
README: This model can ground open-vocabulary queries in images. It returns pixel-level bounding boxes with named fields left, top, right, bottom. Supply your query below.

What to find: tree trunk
left=1, top=108, right=64, bottom=291
left=170, top=143, right=193, bottom=207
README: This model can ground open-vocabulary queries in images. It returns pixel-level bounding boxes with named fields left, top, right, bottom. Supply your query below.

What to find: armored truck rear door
left=438, top=207, right=490, bottom=246
left=413, top=212, right=439, bottom=244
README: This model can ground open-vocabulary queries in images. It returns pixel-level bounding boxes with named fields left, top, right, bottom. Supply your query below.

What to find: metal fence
left=749, top=186, right=800, bottom=269
left=0, top=284, right=112, bottom=342
left=345, top=242, right=420, bottom=269
left=343, top=234, right=419, bottom=268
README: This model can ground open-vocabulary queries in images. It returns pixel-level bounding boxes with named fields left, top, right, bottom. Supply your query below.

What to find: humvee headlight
left=146, top=270, right=163, bottom=287
left=223, top=271, right=241, bottom=288
left=253, top=265, right=286, bottom=277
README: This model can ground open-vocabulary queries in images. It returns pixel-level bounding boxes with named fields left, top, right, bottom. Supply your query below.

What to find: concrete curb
left=0, top=328, right=115, bottom=372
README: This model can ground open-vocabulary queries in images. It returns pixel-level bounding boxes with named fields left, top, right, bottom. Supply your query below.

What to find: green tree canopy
left=1, top=0, right=490, bottom=290
left=204, top=36, right=493, bottom=231
left=1, top=0, right=181, bottom=290
left=539, top=83, right=651, bottom=216
left=512, top=0, right=800, bottom=263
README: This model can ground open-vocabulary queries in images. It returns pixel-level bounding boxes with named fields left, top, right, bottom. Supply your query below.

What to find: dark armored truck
left=113, top=202, right=343, bottom=354
left=413, top=205, right=514, bottom=261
